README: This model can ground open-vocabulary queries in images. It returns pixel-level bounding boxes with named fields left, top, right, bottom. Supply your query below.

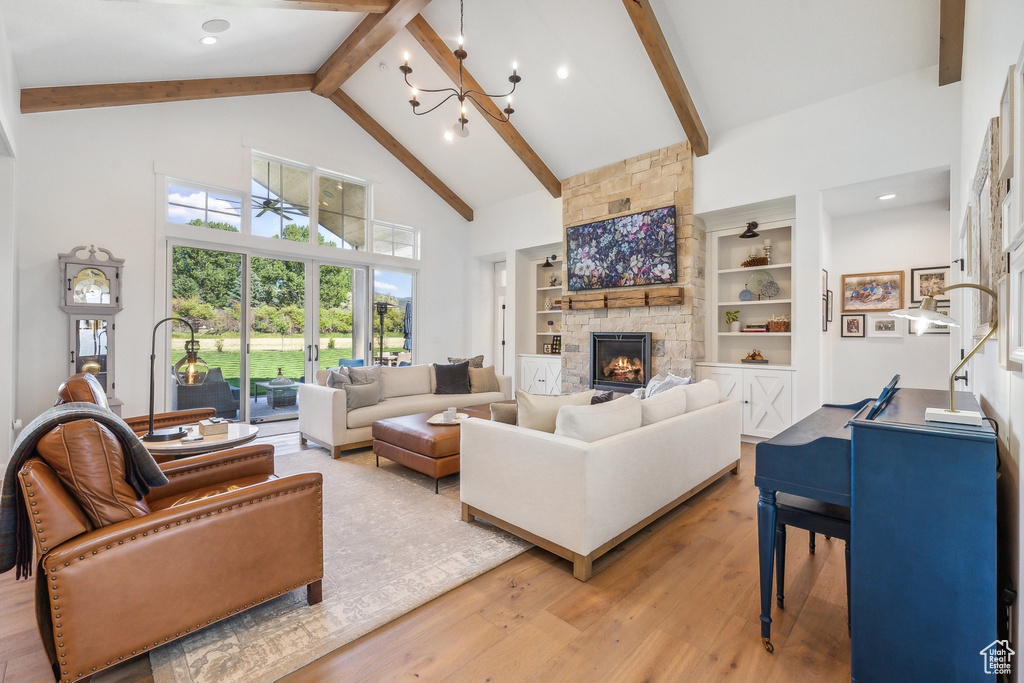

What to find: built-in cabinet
left=520, top=354, right=562, bottom=395
left=697, top=363, right=793, bottom=438
left=518, top=254, right=563, bottom=395
left=699, top=218, right=795, bottom=437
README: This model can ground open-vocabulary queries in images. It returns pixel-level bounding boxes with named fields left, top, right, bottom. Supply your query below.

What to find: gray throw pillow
left=434, top=361, right=471, bottom=394
left=327, top=368, right=350, bottom=388
left=591, top=391, right=615, bottom=404
left=348, top=366, right=385, bottom=403
left=345, top=380, right=381, bottom=411
left=448, top=354, right=484, bottom=369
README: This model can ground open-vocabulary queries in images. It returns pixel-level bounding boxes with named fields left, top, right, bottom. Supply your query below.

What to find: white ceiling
left=0, top=0, right=944, bottom=213
left=822, top=167, right=951, bottom=219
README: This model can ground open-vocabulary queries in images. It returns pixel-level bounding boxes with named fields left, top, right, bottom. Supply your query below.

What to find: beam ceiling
left=312, top=0, right=432, bottom=96
left=621, top=0, right=709, bottom=157
left=20, top=74, right=315, bottom=113
left=329, top=90, right=474, bottom=221
left=405, top=14, right=562, bottom=199
left=938, top=0, right=965, bottom=86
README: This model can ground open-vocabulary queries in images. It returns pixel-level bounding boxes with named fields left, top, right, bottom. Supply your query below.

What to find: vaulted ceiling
left=1, top=0, right=949, bottom=219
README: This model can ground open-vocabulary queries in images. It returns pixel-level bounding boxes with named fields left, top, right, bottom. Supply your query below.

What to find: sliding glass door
left=372, top=270, right=414, bottom=365
left=170, top=246, right=243, bottom=421
left=315, top=263, right=368, bottom=371
left=248, top=256, right=305, bottom=421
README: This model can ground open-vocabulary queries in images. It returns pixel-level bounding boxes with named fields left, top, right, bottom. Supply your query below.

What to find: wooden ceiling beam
left=405, top=14, right=562, bottom=199
left=278, top=0, right=391, bottom=11
left=329, top=90, right=474, bottom=221
left=938, top=0, right=965, bottom=86
left=621, top=0, right=709, bottom=157
left=312, top=0, right=431, bottom=96
left=21, top=74, right=314, bottom=113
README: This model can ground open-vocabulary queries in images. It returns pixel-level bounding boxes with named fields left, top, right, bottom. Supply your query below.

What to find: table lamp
left=889, top=283, right=997, bottom=426
left=145, top=316, right=209, bottom=441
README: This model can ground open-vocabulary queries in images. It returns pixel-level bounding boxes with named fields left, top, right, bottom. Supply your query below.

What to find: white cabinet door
left=542, top=358, right=562, bottom=395
left=742, top=369, right=793, bottom=438
left=698, top=366, right=742, bottom=401
left=520, top=356, right=562, bottom=395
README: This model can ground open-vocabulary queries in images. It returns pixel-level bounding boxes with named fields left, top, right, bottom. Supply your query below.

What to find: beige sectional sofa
left=298, top=364, right=511, bottom=457
left=460, top=380, right=742, bottom=580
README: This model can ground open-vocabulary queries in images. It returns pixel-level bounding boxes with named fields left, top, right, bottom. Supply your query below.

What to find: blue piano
left=756, top=386, right=998, bottom=682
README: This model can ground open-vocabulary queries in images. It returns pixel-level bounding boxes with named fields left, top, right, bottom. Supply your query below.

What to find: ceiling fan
left=253, top=197, right=308, bottom=219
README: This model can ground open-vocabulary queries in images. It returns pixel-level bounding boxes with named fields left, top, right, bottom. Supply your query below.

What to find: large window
left=317, top=172, right=367, bottom=250
left=251, top=157, right=310, bottom=242
left=167, top=183, right=242, bottom=231
left=373, top=222, right=419, bottom=259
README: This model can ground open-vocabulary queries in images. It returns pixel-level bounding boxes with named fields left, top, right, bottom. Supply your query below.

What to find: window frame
left=372, top=220, right=420, bottom=260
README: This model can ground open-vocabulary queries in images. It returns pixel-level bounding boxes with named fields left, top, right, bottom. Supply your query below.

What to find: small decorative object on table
left=742, top=254, right=770, bottom=268
left=549, top=274, right=561, bottom=287
left=766, top=315, right=791, bottom=333
left=543, top=343, right=553, bottom=354
left=544, top=297, right=553, bottom=310
left=198, top=419, right=229, bottom=436
left=552, top=335, right=562, bottom=353
left=269, top=367, right=293, bottom=385
left=762, top=238, right=772, bottom=264
left=739, top=287, right=754, bottom=301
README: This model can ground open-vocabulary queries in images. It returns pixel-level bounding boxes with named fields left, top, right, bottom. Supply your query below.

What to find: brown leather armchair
left=55, top=372, right=217, bottom=440
left=17, top=419, right=323, bottom=683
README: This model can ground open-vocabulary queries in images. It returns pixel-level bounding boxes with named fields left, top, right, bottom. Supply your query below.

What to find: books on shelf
left=741, top=324, right=768, bottom=332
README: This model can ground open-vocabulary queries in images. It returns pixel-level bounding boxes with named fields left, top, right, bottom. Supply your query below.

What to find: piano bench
left=775, top=493, right=851, bottom=635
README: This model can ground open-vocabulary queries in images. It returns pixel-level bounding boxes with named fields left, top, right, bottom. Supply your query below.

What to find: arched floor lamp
left=890, top=282, right=997, bottom=426
left=144, top=316, right=209, bottom=441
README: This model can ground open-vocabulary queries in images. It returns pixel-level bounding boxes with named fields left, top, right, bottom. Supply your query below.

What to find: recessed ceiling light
left=556, top=65, right=569, bottom=80
left=877, top=193, right=897, bottom=200
left=444, top=130, right=454, bottom=143
left=202, top=19, right=230, bottom=33
left=200, top=36, right=218, bottom=45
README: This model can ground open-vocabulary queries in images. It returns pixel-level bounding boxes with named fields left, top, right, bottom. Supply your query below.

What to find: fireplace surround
left=590, top=332, right=652, bottom=392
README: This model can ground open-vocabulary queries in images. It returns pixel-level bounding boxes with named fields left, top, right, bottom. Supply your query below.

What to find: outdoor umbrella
left=403, top=302, right=412, bottom=350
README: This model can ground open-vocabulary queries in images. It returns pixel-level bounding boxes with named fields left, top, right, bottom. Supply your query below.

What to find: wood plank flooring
left=0, top=440, right=850, bottom=683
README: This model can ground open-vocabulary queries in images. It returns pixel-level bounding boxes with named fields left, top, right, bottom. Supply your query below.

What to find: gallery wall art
left=840, top=271, right=904, bottom=313
left=566, top=206, right=676, bottom=291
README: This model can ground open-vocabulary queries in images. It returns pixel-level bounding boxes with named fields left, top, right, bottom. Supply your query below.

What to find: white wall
left=0, top=5, right=18, bottom=466
left=693, top=65, right=961, bottom=420
left=957, top=0, right=1024, bottom=651
left=12, top=92, right=469, bottom=422
left=466, top=188, right=562, bottom=375
left=826, top=203, right=951, bottom=403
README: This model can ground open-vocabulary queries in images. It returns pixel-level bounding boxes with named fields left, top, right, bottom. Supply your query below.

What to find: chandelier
left=399, top=0, right=520, bottom=138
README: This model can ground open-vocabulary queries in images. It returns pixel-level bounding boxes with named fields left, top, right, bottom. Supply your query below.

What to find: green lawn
left=172, top=344, right=409, bottom=391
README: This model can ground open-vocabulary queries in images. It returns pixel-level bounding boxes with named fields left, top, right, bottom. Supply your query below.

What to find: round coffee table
left=144, top=423, right=260, bottom=459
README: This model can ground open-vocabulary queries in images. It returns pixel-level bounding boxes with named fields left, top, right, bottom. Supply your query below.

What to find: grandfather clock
left=58, top=245, right=124, bottom=414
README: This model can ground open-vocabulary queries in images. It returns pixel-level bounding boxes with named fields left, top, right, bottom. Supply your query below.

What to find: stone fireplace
left=590, top=332, right=651, bottom=392
left=558, top=142, right=705, bottom=393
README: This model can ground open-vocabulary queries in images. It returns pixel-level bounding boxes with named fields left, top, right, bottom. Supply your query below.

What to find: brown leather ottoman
left=371, top=404, right=495, bottom=493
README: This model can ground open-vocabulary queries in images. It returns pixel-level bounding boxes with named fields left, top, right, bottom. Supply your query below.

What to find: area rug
left=146, top=447, right=531, bottom=683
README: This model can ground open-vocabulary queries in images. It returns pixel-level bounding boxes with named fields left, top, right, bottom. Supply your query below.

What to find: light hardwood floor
left=0, top=440, right=850, bottom=683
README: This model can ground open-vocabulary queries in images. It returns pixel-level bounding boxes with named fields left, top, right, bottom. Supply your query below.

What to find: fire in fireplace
left=590, top=332, right=652, bottom=392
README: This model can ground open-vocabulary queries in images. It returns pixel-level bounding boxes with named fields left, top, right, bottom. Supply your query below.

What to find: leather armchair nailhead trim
left=47, top=483, right=323, bottom=683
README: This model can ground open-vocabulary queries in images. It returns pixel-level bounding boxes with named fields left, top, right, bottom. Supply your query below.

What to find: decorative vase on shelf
left=729, top=321, right=741, bottom=332
left=544, top=298, right=553, bottom=310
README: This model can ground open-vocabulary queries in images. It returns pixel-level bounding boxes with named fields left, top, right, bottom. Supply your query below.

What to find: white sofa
left=298, top=364, right=511, bottom=457
left=460, top=387, right=741, bottom=580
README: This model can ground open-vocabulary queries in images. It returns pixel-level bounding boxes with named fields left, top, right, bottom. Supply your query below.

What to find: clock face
left=73, top=268, right=111, bottom=305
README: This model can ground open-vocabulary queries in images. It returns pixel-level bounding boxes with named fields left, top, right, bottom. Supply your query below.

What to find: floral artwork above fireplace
left=567, top=206, right=676, bottom=291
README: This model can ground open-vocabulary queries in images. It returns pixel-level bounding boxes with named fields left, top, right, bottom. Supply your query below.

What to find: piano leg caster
left=762, top=637, right=774, bottom=653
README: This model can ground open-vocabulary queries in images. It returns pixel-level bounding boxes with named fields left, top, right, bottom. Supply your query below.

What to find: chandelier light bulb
left=512, top=61, right=518, bottom=75
left=403, top=51, right=409, bottom=66
left=458, top=34, right=464, bottom=47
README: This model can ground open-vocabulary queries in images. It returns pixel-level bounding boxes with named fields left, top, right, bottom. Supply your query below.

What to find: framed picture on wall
left=1010, top=245, right=1024, bottom=365
left=867, top=315, right=902, bottom=338
left=1000, top=64, right=1014, bottom=184
left=841, top=314, right=865, bottom=338
left=841, top=271, right=904, bottom=312
left=910, top=266, right=951, bottom=303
